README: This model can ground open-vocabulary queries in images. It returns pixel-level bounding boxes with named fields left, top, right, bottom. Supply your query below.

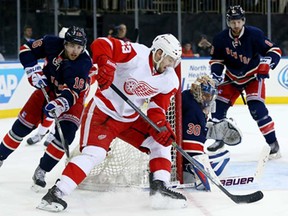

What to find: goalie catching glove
left=25, top=64, right=48, bottom=89
left=149, top=121, right=175, bottom=147
left=44, top=97, right=70, bottom=118
left=206, top=118, right=242, bottom=146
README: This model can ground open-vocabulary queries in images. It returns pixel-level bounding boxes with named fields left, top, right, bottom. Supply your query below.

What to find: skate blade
left=37, top=200, right=65, bottom=212
left=268, top=151, right=281, bottom=160
left=150, top=193, right=187, bottom=209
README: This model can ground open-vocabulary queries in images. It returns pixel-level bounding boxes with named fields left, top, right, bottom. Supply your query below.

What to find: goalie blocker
left=206, top=118, right=242, bottom=152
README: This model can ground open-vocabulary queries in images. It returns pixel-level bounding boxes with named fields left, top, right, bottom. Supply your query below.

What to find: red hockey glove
left=96, top=55, right=116, bottom=90
left=25, top=64, right=48, bottom=89
left=257, top=57, right=272, bottom=80
left=149, top=121, right=176, bottom=147
left=44, top=97, right=70, bottom=118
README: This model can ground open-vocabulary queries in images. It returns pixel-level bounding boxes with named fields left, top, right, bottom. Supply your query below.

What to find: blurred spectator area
left=10, top=0, right=288, bottom=14
left=0, top=0, right=287, bottom=60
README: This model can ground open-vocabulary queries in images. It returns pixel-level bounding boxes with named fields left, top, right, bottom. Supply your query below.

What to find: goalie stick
left=172, top=145, right=269, bottom=189
left=214, top=145, right=270, bottom=187
left=40, top=86, right=70, bottom=157
left=110, top=83, right=263, bottom=204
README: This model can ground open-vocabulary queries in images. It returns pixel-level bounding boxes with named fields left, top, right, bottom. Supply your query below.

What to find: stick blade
left=231, top=190, right=264, bottom=204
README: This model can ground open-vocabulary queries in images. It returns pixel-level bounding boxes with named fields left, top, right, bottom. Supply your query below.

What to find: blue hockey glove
left=44, top=97, right=70, bottom=118
left=25, top=64, right=48, bottom=89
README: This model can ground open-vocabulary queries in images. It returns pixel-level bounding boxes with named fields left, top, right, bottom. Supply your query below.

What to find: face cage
left=200, top=83, right=217, bottom=108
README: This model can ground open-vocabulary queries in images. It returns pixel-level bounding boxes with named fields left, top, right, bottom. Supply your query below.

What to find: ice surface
left=0, top=105, right=288, bottom=215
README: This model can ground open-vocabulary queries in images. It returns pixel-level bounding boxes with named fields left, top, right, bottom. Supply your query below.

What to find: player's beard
left=231, top=28, right=242, bottom=37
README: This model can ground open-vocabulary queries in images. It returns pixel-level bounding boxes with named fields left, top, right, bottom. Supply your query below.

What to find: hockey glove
left=257, top=56, right=272, bottom=80
left=96, top=55, right=116, bottom=90
left=211, top=72, right=223, bottom=86
left=149, top=121, right=176, bottom=147
left=44, top=97, right=70, bottom=118
left=25, top=64, right=48, bottom=89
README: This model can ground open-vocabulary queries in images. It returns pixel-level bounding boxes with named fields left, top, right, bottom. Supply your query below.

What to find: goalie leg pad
left=184, top=154, right=211, bottom=191
left=208, top=150, right=230, bottom=176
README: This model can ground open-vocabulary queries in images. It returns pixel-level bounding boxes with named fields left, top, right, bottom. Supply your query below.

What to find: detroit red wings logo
left=124, top=78, right=158, bottom=96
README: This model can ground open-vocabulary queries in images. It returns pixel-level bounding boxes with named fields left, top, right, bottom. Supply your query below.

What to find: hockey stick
left=218, top=75, right=257, bottom=87
left=40, top=86, right=70, bottom=157
left=110, top=83, right=263, bottom=204
left=220, top=145, right=270, bottom=186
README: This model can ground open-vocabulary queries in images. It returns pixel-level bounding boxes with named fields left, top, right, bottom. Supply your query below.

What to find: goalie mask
left=151, top=34, right=182, bottom=70
left=191, top=75, right=217, bottom=112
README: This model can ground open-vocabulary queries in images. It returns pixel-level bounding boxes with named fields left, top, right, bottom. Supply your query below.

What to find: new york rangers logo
left=278, top=65, right=288, bottom=90
left=124, top=78, right=158, bottom=96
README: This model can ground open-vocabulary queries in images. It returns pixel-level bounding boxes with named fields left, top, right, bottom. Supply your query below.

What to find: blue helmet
left=64, top=26, right=87, bottom=47
left=226, top=5, right=245, bottom=21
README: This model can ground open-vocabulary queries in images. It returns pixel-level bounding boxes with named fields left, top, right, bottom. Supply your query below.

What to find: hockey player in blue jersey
left=208, top=5, right=282, bottom=160
left=0, top=26, right=93, bottom=189
left=182, top=75, right=239, bottom=190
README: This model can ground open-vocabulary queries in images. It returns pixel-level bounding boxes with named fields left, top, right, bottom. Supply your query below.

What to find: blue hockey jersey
left=210, top=26, right=282, bottom=84
left=19, top=35, right=92, bottom=107
left=182, top=89, right=207, bottom=153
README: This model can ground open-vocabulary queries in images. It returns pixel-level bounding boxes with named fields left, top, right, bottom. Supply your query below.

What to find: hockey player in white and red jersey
left=37, top=34, right=187, bottom=212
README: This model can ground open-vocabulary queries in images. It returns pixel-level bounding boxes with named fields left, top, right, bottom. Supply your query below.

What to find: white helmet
left=151, top=34, right=182, bottom=70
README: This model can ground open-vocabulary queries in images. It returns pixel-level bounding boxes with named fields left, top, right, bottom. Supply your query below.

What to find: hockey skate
left=27, top=132, right=48, bottom=145
left=268, top=141, right=281, bottom=160
left=43, top=132, right=55, bottom=147
left=32, top=166, right=46, bottom=192
left=149, top=173, right=187, bottom=209
left=37, top=185, right=67, bottom=212
left=207, top=140, right=225, bottom=152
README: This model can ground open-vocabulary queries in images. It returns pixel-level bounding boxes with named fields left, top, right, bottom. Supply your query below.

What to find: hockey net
left=68, top=66, right=183, bottom=191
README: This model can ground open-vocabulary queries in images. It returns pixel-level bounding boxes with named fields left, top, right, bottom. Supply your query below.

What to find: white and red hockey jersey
left=90, top=37, right=179, bottom=123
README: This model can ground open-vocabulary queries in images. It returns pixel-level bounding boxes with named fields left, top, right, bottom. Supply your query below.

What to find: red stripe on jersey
left=41, top=118, right=54, bottom=127
left=149, top=158, right=171, bottom=173
left=19, top=44, right=30, bottom=53
left=260, top=121, right=275, bottom=135
left=182, top=140, right=204, bottom=152
left=45, top=143, right=65, bottom=160
left=62, top=162, right=87, bottom=185
left=3, top=133, right=21, bottom=150
left=96, top=89, right=139, bottom=119
left=226, top=69, right=257, bottom=85
left=271, top=47, right=282, bottom=56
